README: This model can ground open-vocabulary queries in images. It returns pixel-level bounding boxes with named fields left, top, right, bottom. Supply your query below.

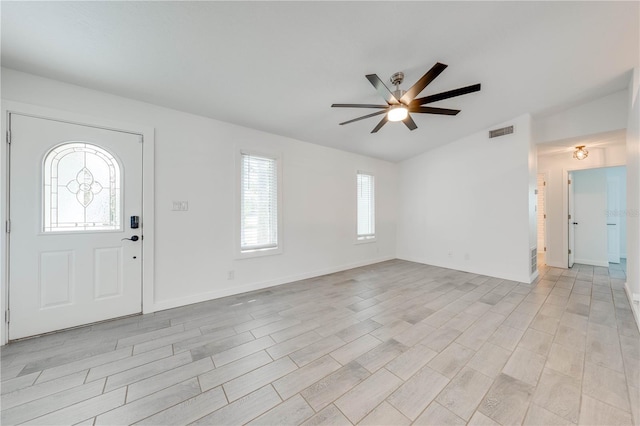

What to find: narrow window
left=240, top=153, right=279, bottom=252
left=357, top=172, right=375, bottom=241
left=43, top=142, right=121, bottom=232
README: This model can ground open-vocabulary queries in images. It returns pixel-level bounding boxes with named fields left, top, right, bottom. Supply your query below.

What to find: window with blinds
left=240, top=153, right=278, bottom=252
left=357, top=172, right=375, bottom=240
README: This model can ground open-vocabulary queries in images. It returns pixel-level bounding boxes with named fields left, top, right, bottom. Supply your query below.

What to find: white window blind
left=241, top=153, right=278, bottom=251
left=357, top=172, right=375, bottom=240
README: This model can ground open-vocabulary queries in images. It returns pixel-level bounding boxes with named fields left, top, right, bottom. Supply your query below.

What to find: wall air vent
left=530, top=247, right=537, bottom=275
left=489, top=125, right=514, bottom=139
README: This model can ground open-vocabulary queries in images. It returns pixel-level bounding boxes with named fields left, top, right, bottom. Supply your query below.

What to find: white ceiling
left=2, top=1, right=638, bottom=162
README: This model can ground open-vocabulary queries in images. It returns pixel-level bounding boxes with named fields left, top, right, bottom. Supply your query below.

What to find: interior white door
left=568, top=172, right=575, bottom=268
left=9, top=114, right=143, bottom=340
left=572, top=168, right=608, bottom=267
left=607, top=176, right=621, bottom=263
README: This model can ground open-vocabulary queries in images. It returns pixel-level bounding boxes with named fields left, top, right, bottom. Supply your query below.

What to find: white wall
left=396, top=114, right=534, bottom=283
left=528, top=120, right=538, bottom=274
left=626, top=70, right=640, bottom=328
left=533, top=89, right=628, bottom=144
left=538, top=144, right=626, bottom=268
left=572, top=168, right=608, bottom=267
left=0, top=68, right=398, bottom=332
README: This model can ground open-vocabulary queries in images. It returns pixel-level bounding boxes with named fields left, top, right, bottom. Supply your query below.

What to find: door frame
left=1, top=100, right=155, bottom=345
left=537, top=170, right=549, bottom=261
left=561, top=164, right=624, bottom=270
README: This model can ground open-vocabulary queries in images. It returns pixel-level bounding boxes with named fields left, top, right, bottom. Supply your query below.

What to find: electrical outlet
left=227, top=270, right=235, bottom=280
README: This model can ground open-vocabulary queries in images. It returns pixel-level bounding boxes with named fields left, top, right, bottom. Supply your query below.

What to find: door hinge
left=568, top=214, right=572, bottom=220
left=544, top=247, right=547, bottom=252
left=5, top=310, right=9, bottom=323
left=568, top=179, right=572, bottom=184
left=543, top=214, right=546, bottom=219
left=6, top=130, right=11, bottom=145
left=543, top=181, right=546, bottom=186
left=5, top=220, right=10, bottom=233
left=568, top=249, right=572, bottom=254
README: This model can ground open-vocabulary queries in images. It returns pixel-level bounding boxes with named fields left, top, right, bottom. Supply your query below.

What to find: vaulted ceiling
left=2, top=1, right=638, bottom=162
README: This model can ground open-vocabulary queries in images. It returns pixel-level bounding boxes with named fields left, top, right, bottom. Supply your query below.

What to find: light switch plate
left=172, top=201, right=189, bottom=211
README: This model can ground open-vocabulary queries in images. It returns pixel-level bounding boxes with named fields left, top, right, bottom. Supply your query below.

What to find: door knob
left=572, top=222, right=579, bottom=225
left=122, top=235, right=140, bottom=241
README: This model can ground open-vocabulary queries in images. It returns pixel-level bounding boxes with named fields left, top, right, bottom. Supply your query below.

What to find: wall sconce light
left=573, top=145, right=588, bottom=160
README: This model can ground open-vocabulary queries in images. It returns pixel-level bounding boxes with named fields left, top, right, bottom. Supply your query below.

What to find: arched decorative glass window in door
left=43, top=142, right=121, bottom=232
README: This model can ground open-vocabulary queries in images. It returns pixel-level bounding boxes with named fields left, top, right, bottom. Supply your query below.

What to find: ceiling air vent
left=489, top=125, right=514, bottom=139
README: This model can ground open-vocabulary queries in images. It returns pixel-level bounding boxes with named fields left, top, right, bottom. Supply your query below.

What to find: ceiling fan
left=332, top=62, right=481, bottom=133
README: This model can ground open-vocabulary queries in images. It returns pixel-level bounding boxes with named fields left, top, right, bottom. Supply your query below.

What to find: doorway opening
left=568, top=166, right=627, bottom=269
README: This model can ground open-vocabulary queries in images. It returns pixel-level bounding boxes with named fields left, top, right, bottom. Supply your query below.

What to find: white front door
left=9, top=114, right=143, bottom=340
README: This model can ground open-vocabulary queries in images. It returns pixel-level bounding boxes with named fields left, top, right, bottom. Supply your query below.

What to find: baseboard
left=151, top=256, right=395, bottom=313
left=545, top=261, right=567, bottom=268
left=624, top=281, right=640, bottom=333
left=529, top=270, right=539, bottom=283
left=396, top=255, right=531, bottom=283
left=573, top=258, right=610, bottom=268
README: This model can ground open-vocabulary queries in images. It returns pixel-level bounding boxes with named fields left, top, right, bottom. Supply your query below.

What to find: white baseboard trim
left=529, top=270, right=539, bottom=283
left=545, top=261, right=567, bottom=268
left=573, top=258, right=610, bottom=268
left=624, top=281, right=640, bottom=333
left=396, top=255, right=531, bottom=283
left=151, top=256, right=395, bottom=313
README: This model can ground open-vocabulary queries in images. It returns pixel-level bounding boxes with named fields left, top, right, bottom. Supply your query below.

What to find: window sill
left=355, top=237, right=377, bottom=245
left=237, top=246, right=283, bottom=259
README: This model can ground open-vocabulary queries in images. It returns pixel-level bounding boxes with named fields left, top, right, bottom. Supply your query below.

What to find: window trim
left=235, top=149, right=283, bottom=259
left=355, top=170, right=376, bottom=244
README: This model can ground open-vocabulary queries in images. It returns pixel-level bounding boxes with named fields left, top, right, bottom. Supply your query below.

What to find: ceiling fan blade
left=410, top=83, right=481, bottom=107
left=411, top=106, right=460, bottom=115
left=366, top=74, right=400, bottom=105
left=403, top=114, right=418, bottom=130
left=332, top=103, right=389, bottom=109
left=371, top=116, right=389, bottom=133
left=399, top=62, right=448, bottom=104
left=339, top=109, right=388, bottom=126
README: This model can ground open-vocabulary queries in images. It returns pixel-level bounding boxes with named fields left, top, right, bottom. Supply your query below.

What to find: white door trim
left=1, top=100, right=155, bottom=345
left=537, top=170, right=550, bottom=257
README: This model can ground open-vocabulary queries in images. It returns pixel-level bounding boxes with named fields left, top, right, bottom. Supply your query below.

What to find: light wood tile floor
left=1, top=259, right=638, bottom=425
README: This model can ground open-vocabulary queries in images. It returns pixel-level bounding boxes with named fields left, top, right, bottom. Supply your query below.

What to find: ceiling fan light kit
left=387, top=105, right=408, bottom=122
left=332, top=62, right=481, bottom=133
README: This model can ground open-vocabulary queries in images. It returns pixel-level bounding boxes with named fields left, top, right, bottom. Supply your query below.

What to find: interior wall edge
left=624, top=281, right=640, bottom=332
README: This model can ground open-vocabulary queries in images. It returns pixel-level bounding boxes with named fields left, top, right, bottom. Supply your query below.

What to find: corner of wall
left=624, top=282, right=640, bottom=332
left=625, top=69, right=640, bottom=332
